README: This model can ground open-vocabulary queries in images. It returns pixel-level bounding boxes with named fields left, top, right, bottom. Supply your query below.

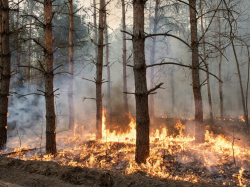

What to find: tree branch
left=147, top=83, right=164, bottom=95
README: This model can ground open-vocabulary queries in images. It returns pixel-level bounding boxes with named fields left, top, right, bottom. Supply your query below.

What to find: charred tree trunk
left=133, top=0, right=149, bottom=164
left=44, top=0, right=56, bottom=154
left=68, top=0, right=75, bottom=130
left=104, top=2, right=111, bottom=123
left=122, top=0, right=129, bottom=116
left=218, top=0, right=223, bottom=119
left=93, top=0, right=97, bottom=60
left=0, top=0, right=10, bottom=150
left=149, top=0, right=158, bottom=118
left=96, top=0, right=104, bottom=139
left=189, top=0, right=204, bottom=143
left=200, top=0, right=213, bottom=122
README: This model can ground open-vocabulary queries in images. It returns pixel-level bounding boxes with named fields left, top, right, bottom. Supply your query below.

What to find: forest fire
left=1, top=111, right=250, bottom=186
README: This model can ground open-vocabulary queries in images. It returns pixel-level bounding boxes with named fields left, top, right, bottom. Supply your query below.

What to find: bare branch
left=33, top=39, right=46, bottom=51
left=82, top=77, right=96, bottom=83
left=82, top=97, right=96, bottom=101
left=19, top=65, right=44, bottom=73
left=53, top=64, right=63, bottom=72
left=146, top=61, right=223, bottom=83
left=38, top=60, right=46, bottom=72
left=175, top=0, right=198, bottom=14
left=120, top=30, right=133, bottom=37
left=147, top=83, right=164, bottom=95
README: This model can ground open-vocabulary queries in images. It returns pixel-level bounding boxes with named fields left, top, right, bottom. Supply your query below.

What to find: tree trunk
left=149, top=0, right=158, bottom=118
left=218, top=0, right=223, bottom=119
left=189, top=0, right=204, bottom=143
left=93, top=0, right=97, bottom=60
left=133, top=0, right=149, bottom=164
left=200, top=0, right=213, bottom=122
left=246, top=46, right=250, bottom=132
left=27, top=17, right=32, bottom=90
left=122, top=0, right=129, bottom=116
left=104, top=2, right=111, bottom=123
left=96, top=0, right=104, bottom=139
left=223, top=0, right=247, bottom=126
left=68, top=0, right=75, bottom=130
left=27, top=2, right=33, bottom=91
left=15, top=2, right=22, bottom=88
left=0, top=1, right=2, bottom=91
left=0, top=0, right=10, bottom=150
left=44, top=0, right=56, bottom=154
left=170, top=67, right=174, bottom=113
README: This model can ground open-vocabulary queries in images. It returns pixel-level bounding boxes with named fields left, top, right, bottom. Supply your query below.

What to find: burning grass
left=1, top=111, right=250, bottom=186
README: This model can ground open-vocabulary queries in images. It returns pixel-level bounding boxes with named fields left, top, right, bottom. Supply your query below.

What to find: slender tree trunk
left=149, top=0, right=158, bottom=118
left=96, top=0, right=104, bottom=139
left=223, top=0, right=247, bottom=126
left=170, top=67, right=174, bottom=113
left=27, top=1, right=33, bottom=90
left=104, top=2, right=111, bottom=123
left=122, top=0, right=129, bottom=116
left=93, top=0, right=97, bottom=60
left=200, top=0, right=213, bottom=122
left=44, top=0, right=56, bottom=154
left=15, top=2, right=22, bottom=87
left=27, top=16, right=32, bottom=90
left=0, top=1, right=2, bottom=91
left=133, top=0, right=149, bottom=164
left=189, top=0, right=204, bottom=143
left=0, top=0, right=10, bottom=150
left=218, top=0, right=223, bottom=119
left=68, top=0, right=75, bottom=130
left=246, top=46, right=250, bottom=132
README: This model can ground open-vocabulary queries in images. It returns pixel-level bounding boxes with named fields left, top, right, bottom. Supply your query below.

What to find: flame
left=4, top=110, right=250, bottom=186
left=238, top=167, right=245, bottom=186
left=238, top=116, right=245, bottom=122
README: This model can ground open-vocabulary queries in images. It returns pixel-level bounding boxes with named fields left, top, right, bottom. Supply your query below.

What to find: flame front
left=4, top=110, right=250, bottom=186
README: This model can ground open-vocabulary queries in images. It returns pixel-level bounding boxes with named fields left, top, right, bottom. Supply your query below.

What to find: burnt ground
left=0, top=156, right=224, bottom=187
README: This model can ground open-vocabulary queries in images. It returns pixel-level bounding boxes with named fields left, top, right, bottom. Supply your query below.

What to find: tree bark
left=122, top=0, right=129, bottom=116
left=189, top=0, right=204, bottom=143
left=44, top=0, right=56, bottom=154
left=0, top=0, right=10, bottom=150
left=200, top=0, right=213, bottom=122
left=104, top=2, right=111, bottom=123
left=96, top=0, right=104, bottom=139
left=93, top=0, right=97, bottom=60
left=218, top=0, right=223, bottom=119
left=133, top=0, right=149, bottom=164
left=68, top=0, right=75, bottom=130
left=149, top=0, right=158, bottom=118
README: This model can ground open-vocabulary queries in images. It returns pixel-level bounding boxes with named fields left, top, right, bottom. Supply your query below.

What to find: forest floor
left=0, top=156, right=222, bottom=187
